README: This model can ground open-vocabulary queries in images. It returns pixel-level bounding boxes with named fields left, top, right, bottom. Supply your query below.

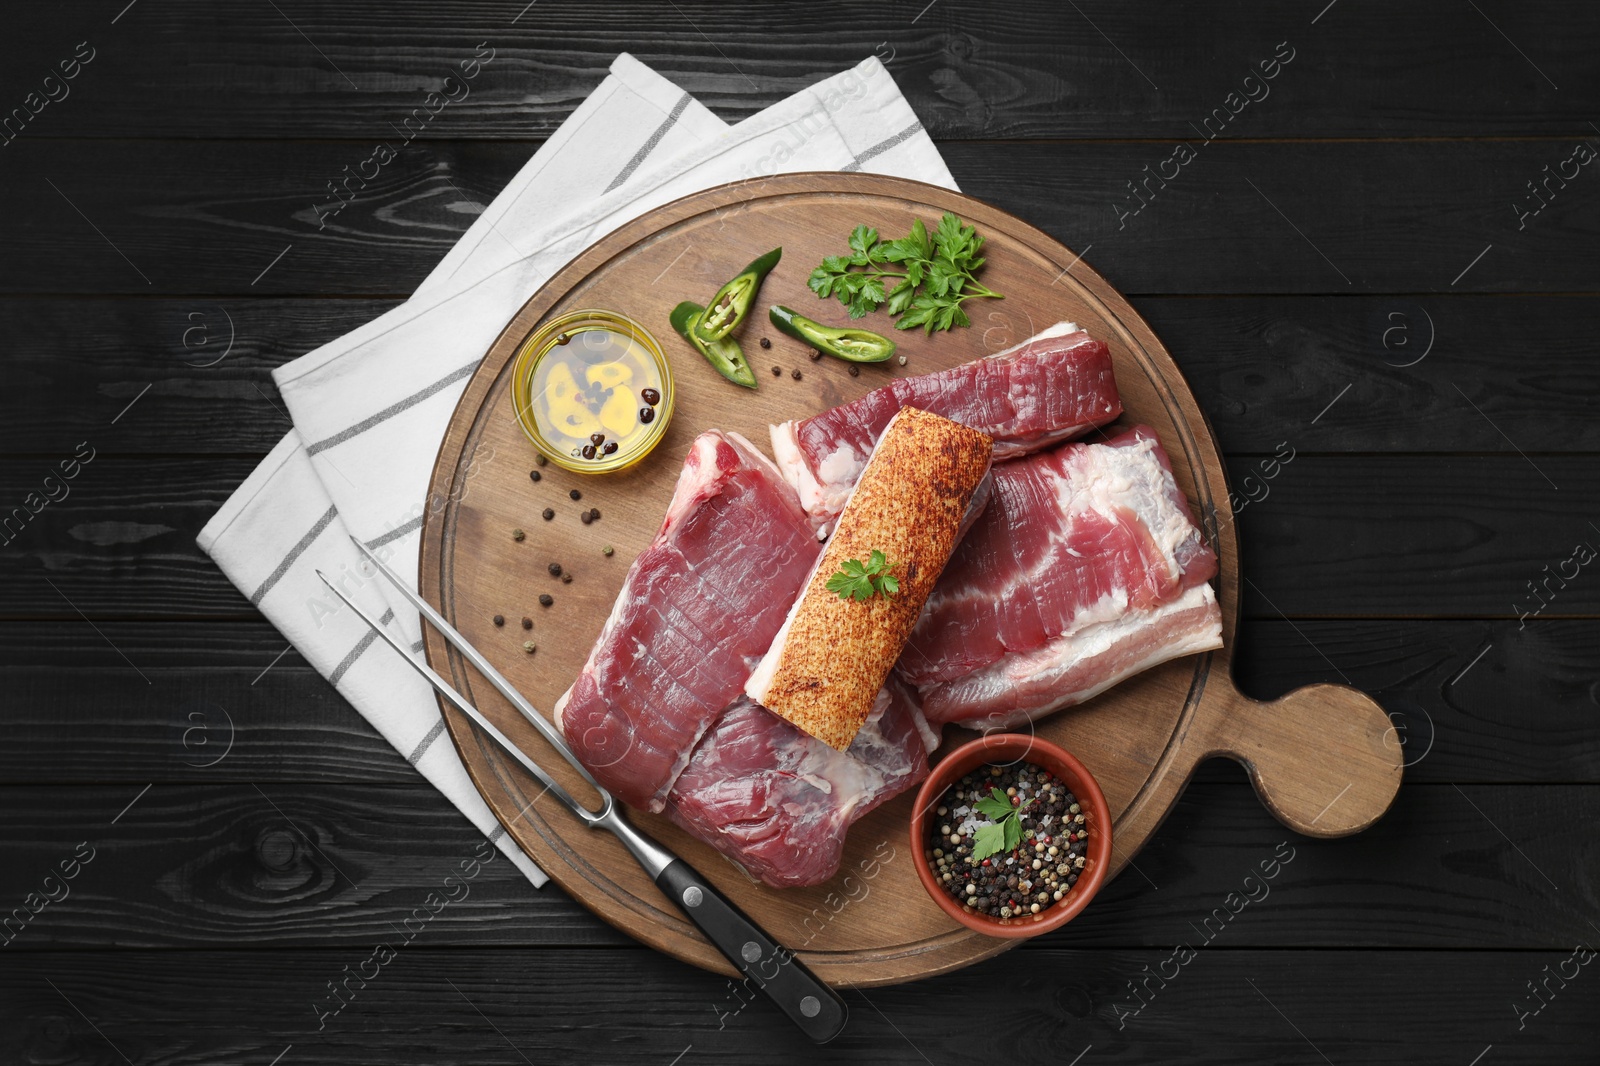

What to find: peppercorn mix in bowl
left=910, top=733, right=1111, bottom=938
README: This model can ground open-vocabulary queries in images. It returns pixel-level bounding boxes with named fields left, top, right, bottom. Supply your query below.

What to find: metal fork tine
left=313, top=570, right=599, bottom=821
left=348, top=536, right=606, bottom=797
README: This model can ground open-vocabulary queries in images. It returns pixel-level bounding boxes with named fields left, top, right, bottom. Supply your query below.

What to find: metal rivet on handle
left=741, top=941, right=762, bottom=963
left=800, top=996, right=821, bottom=1018
left=682, top=886, right=703, bottom=908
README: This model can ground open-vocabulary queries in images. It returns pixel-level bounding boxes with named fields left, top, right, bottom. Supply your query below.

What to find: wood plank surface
left=0, top=947, right=1592, bottom=1064
left=0, top=782, right=1589, bottom=951
left=2, top=618, right=1592, bottom=785
left=1, top=457, right=1593, bottom=619
left=6, top=1, right=1596, bottom=139
left=3, top=139, right=1597, bottom=295
left=6, top=295, right=1599, bottom=457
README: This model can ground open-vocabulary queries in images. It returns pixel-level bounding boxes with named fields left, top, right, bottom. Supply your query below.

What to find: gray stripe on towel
left=840, top=120, right=925, bottom=173
left=249, top=504, right=339, bottom=605
left=603, top=92, right=693, bottom=194
left=408, top=717, right=448, bottom=765
left=365, top=514, right=423, bottom=551
left=329, top=606, right=394, bottom=686
left=305, top=361, right=477, bottom=456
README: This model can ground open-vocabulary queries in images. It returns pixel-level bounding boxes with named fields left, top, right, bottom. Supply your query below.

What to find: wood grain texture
left=6, top=1, right=1597, bottom=139
left=2, top=455, right=1594, bottom=619
left=1, top=946, right=1594, bottom=1064
left=4, top=139, right=1597, bottom=295
left=0, top=297, right=402, bottom=457
left=0, top=782, right=1589, bottom=951
left=1139, top=294, right=1600, bottom=454
left=6, top=295, right=1597, bottom=457
left=0, top=458, right=258, bottom=618
left=2, top=618, right=1593, bottom=785
left=1231, top=455, right=1598, bottom=617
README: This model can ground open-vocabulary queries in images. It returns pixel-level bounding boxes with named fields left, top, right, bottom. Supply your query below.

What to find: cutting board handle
left=1211, top=682, right=1403, bottom=837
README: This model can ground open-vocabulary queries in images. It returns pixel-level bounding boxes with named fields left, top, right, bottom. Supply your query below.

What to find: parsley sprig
left=824, top=549, right=899, bottom=602
left=807, top=213, right=1003, bottom=333
left=970, top=787, right=1034, bottom=862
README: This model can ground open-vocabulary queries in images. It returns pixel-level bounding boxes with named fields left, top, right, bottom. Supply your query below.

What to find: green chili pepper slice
left=769, top=305, right=896, bottom=363
left=670, top=301, right=757, bottom=389
left=693, top=247, right=782, bottom=343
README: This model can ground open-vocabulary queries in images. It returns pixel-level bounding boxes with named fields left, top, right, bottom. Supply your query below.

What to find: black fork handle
left=656, top=859, right=848, bottom=1043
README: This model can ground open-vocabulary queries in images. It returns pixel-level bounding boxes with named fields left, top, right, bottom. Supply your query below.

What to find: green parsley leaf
left=825, top=551, right=898, bottom=602
left=969, top=785, right=1032, bottom=863
left=973, top=787, right=1014, bottom=821
left=1003, top=814, right=1023, bottom=853
left=848, top=225, right=880, bottom=263
left=966, top=816, right=1004, bottom=857
left=885, top=277, right=915, bottom=316
left=809, top=212, right=1002, bottom=334
left=971, top=822, right=1007, bottom=863
left=908, top=217, right=933, bottom=259
left=934, top=212, right=971, bottom=256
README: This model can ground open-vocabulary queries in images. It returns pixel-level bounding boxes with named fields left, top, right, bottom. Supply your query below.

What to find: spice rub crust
left=747, top=407, right=994, bottom=750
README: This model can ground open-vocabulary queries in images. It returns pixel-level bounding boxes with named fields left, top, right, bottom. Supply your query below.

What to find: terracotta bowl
left=908, top=732, right=1112, bottom=938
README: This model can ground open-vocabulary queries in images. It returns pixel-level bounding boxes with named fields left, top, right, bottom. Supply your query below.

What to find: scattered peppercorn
left=590, top=432, right=605, bottom=446
left=897, top=355, right=907, bottom=366
left=580, top=444, right=596, bottom=459
left=542, top=508, right=555, bottom=521
left=492, top=614, right=505, bottom=627
left=792, top=368, right=803, bottom=380
left=759, top=337, right=772, bottom=349
left=529, top=469, right=542, bottom=482
left=641, top=388, right=661, bottom=406
left=808, top=349, right=822, bottom=362
left=588, top=508, right=600, bottom=521
left=848, top=365, right=860, bottom=377
left=639, top=407, right=655, bottom=424
left=569, top=489, right=582, bottom=501
left=535, top=454, right=548, bottom=466
left=555, top=333, right=571, bottom=345
left=561, top=573, right=573, bottom=584
left=602, top=545, right=614, bottom=556
left=522, top=641, right=537, bottom=654
left=771, top=366, right=781, bottom=377
left=538, top=594, right=553, bottom=607
left=581, top=511, right=593, bottom=525
left=521, top=617, right=533, bottom=630
left=548, top=563, right=562, bottom=577
left=602, top=441, right=618, bottom=455
left=511, top=528, right=525, bottom=541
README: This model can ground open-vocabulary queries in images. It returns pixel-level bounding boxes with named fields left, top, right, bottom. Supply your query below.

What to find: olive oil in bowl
left=511, top=309, right=673, bottom=474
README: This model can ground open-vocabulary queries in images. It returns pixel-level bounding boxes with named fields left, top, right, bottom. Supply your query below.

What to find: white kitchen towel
left=198, top=53, right=956, bottom=889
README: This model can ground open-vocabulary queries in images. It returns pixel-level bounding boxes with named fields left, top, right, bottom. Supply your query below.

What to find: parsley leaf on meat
left=824, top=549, right=899, bottom=602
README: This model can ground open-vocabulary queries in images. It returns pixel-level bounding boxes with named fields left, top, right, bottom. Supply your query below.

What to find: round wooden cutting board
left=418, top=173, right=1402, bottom=987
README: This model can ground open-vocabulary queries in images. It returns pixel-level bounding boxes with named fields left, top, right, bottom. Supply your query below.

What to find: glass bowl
left=510, top=308, right=674, bottom=474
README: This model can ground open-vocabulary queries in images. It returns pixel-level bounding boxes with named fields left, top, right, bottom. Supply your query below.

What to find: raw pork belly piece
left=900, top=425, right=1223, bottom=729
left=666, top=680, right=937, bottom=888
left=554, top=430, right=822, bottom=813
left=771, top=321, right=1121, bottom=530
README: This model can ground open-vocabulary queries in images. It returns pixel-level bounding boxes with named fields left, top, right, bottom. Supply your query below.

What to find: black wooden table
left=3, top=3, right=1597, bottom=1062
